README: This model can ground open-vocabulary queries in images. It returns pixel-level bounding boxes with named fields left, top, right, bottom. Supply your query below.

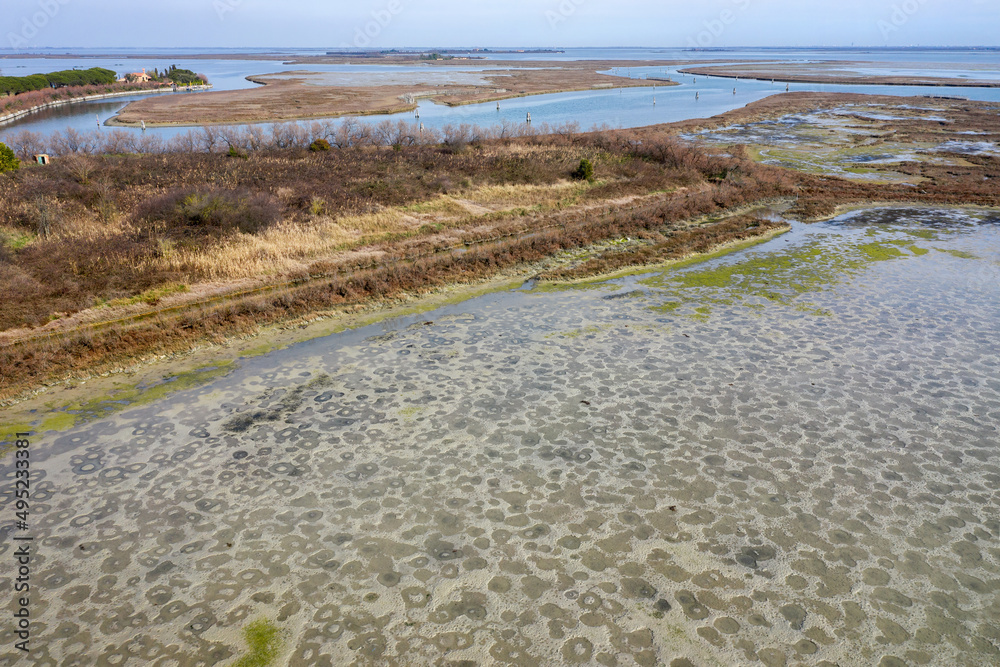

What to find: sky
left=2, top=0, right=998, bottom=51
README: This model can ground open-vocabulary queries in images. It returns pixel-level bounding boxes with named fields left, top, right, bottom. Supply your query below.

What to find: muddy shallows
left=1, top=207, right=998, bottom=666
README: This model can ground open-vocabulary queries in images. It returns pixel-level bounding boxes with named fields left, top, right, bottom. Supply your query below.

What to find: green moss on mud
left=39, top=361, right=236, bottom=434
left=231, top=619, right=285, bottom=667
left=640, top=232, right=925, bottom=319
left=935, top=248, right=978, bottom=259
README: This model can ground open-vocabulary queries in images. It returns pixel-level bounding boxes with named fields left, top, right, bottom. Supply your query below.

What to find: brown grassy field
left=2, top=93, right=999, bottom=401
left=111, top=60, right=669, bottom=127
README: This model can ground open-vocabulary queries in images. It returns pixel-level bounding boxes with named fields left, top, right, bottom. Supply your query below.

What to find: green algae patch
left=547, top=325, right=606, bottom=339
left=231, top=619, right=286, bottom=667
left=652, top=301, right=682, bottom=314
left=640, top=230, right=920, bottom=319
left=528, top=280, right=617, bottom=295
left=691, top=306, right=712, bottom=322
left=39, top=411, right=77, bottom=433
left=935, top=248, right=979, bottom=259
left=0, top=424, right=31, bottom=459
left=858, top=243, right=906, bottom=261
left=400, top=406, right=424, bottom=419
left=905, top=228, right=938, bottom=240
left=534, top=226, right=790, bottom=293
left=39, top=361, right=237, bottom=434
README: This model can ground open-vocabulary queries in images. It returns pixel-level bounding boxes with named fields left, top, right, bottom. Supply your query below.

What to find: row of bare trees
left=2, top=119, right=597, bottom=159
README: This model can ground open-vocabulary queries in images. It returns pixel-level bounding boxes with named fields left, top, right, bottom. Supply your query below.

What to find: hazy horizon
left=4, top=0, right=998, bottom=51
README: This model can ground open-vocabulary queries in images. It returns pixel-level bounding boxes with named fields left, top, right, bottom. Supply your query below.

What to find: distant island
left=324, top=48, right=565, bottom=58
left=109, top=59, right=666, bottom=127
left=0, top=65, right=210, bottom=122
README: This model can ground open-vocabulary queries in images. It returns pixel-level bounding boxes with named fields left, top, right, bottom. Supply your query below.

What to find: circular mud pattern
left=2, top=210, right=999, bottom=665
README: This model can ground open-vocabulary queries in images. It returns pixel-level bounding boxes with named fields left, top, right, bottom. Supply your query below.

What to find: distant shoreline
left=0, top=85, right=212, bottom=127
left=678, top=65, right=1000, bottom=88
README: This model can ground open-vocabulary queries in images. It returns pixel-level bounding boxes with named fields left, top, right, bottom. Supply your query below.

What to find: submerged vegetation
left=231, top=619, right=285, bottom=667
left=638, top=224, right=980, bottom=320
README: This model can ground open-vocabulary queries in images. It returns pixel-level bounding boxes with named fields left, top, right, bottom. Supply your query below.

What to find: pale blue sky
left=3, top=0, right=997, bottom=50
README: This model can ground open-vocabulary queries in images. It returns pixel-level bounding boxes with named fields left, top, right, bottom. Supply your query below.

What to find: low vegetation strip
left=537, top=215, right=790, bottom=282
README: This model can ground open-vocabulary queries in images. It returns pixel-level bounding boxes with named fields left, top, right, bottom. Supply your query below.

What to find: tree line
left=0, top=67, right=118, bottom=96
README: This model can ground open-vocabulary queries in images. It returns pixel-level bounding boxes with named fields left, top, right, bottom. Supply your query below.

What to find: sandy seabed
left=1, top=207, right=998, bottom=666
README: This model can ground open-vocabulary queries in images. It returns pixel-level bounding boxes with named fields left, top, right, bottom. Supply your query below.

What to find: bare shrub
left=4, top=130, right=46, bottom=160
left=167, top=130, right=199, bottom=153
left=441, top=123, right=474, bottom=153
left=137, top=187, right=283, bottom=237
left=49, top=128, right=101, bottom=155
left=197, top=126, right=219, bottom=152
left=101, top=129, right=139, bottom=154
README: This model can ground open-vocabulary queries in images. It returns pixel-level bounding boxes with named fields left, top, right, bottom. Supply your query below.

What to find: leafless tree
left=198, top=126, right=219, bottom=152
left=3, top=130, right=45, bottom=159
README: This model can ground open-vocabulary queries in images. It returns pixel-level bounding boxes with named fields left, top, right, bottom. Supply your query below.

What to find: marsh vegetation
left=1, top=94, right=999, bottom=400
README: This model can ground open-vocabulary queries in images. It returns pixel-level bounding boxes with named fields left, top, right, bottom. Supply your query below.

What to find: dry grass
left=462, top=181, right=587, bottom=209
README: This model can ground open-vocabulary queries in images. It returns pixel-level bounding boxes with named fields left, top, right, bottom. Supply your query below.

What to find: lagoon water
left=2, top=207, right=998, bottom=665
left=3, top=47, right=1000, bottom=142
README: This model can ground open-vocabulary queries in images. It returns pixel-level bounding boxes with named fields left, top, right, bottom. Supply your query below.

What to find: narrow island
left=0, top=65, right=210, bottom=124
left=108, top=59, right=675, bottom=127
left=677, top=61, right=1000, bottom=87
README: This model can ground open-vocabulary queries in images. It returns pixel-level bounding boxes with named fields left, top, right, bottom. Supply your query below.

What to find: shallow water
left=1, top=207, right=999, bottom=666
left=4, top=48, right=1000, bottom=143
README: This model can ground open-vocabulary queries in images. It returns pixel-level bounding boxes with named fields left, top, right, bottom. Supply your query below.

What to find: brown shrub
left=136, top=188, right=283, bottom=237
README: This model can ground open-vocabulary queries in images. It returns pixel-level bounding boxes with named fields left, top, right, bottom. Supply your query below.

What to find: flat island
left=678, top=60, right=1000, bottom=87
left=110, top=60, right=676, bottom=127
